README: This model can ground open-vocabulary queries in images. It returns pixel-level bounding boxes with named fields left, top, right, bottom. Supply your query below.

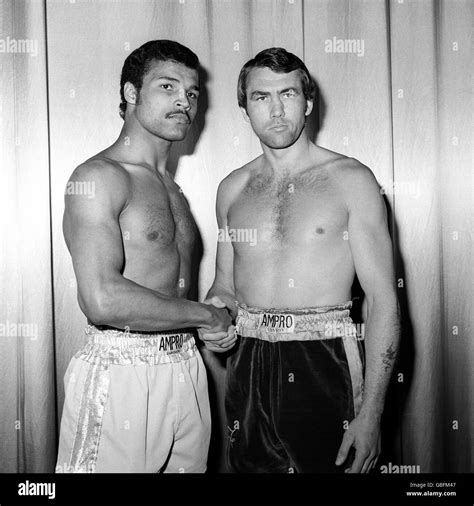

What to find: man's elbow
left=78, top=288, right=118, bottom=326
left=365, top=289, right=399, bottom=314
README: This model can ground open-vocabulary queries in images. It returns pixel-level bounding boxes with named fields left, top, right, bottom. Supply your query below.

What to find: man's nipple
left=147, top=231, right=161, bottom=241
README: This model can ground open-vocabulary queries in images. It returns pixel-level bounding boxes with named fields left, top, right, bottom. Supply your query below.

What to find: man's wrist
left=358, top=402, right=383, bottom=421
left=188, top=301, right=214, bottom=328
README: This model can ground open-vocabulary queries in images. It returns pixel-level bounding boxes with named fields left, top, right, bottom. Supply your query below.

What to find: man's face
left=131, top=59, right=199, bottom=141
left=242, top=67, right=312, bottom=149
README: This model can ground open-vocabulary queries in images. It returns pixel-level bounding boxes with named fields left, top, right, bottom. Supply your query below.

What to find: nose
left=176, top=89, right=191, bottom=111
left=270, top=98, right=284, bottom=118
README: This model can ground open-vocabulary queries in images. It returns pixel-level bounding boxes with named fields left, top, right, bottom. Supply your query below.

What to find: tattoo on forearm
left=381, top=343, right=396, bottom=372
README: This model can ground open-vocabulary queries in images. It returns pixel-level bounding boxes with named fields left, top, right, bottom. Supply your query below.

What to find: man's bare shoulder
left=328, top=156, right=381, bottom=195
left=217, top=156, right=263, bottom=201
left=312, top=145, right=348, bottom=166
left=69, top=156, right=132, bottom=202
left=70, top=155, right=131, bottom=188
left=65, top=156, right=131, bottom=214
left=327, top=157, right=386, bottom=219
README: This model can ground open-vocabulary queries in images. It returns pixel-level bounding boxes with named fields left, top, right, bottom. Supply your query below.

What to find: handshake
left=197, top=296, right=237, bottom=353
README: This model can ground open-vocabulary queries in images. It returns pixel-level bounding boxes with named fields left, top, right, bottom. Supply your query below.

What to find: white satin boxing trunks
left=56, top=325, right=211, bottom=473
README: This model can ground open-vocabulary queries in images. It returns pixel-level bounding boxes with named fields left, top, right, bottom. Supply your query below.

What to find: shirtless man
left=56, top=40, right=231, bottom=473
left=201, top=48, right=400, bottom=473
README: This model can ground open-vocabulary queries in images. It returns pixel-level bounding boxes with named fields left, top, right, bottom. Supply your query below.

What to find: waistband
left=235, top=300, right=362, bottom=342
left=75, top=325, right=197, bottom=365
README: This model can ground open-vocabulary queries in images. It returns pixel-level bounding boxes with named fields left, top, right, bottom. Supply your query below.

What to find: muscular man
left=201, top=48, right=400, bottom=473
left=56, top=40, right=231, bottom=473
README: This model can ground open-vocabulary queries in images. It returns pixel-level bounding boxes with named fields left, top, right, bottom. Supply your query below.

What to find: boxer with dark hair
left=56, top=40, right=232, bottom=473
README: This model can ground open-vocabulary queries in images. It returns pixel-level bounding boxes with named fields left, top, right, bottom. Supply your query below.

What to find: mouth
left=270, top=124, right=288, bottom=131
left=167, top=112, right=190, bottom=124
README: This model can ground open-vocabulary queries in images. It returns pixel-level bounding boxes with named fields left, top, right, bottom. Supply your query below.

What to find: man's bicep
left=213, top=179, right=235, bottom=292
left=214, top=239, right=234, bottom=291
left=347, top=175, right=396, bottom=300
left=63, top=164, right=128, bottom=315
left=66, top=209, right=124, bottom=278
left=349, top=216, right=395, bottom=298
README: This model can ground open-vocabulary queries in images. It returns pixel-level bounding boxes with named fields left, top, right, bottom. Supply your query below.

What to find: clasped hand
left=198, top=296, right=237, bottom=353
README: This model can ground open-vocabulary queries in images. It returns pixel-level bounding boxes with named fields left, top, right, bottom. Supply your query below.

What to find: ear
left=240, top=106, right=250, bottom=123
left=305, top=99, right=314, bottom=117
left=124, top=82, right=138, bottom=106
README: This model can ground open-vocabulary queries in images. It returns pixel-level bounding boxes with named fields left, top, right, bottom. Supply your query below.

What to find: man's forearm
left=206, top=282, right=237, bottom=318
left=358, top=295, right=400, bottom=418
left=84, top=277, right=214, bottom=331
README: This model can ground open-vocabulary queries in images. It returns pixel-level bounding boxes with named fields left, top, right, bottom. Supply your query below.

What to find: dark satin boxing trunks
left=225, top=300, right=365, bottom=473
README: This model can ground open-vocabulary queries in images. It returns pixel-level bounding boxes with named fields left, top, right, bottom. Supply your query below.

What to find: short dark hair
left=119, top=40, right=199, bottom=119
left=237, top=47, right=315, bottom=110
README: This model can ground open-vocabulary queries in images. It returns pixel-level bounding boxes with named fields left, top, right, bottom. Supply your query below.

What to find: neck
left=261, top=130, right=313, bottom=174
left=112, top=117, right=172, bottom=175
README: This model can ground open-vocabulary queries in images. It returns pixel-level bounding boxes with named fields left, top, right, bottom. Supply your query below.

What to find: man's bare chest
left=120, top=177, right=197, bottom=248
left=228, top=172, right=347, bottom=246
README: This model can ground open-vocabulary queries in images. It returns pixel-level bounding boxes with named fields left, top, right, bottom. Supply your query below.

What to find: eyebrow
left=152, top=75, right=200, bottom=91
left=249, top=90, right=269, bottom=98
left=249, top=87, right=298, bottom=98
left=280, top=87, right=298, bottom=94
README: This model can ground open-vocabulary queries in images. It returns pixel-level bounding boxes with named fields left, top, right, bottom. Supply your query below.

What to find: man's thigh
left=57, top=358, right=175, bottom=473
left=225, top=337, right=291, bottom=473
left=276, top=339, right=358, bottom=472
left=161, top=353, right=211, bottom=473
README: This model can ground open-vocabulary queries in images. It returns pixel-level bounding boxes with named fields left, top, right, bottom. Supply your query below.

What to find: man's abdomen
left=233, top=246, right=355, bottom=309
left=122, top=241, right=189, bottom=296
